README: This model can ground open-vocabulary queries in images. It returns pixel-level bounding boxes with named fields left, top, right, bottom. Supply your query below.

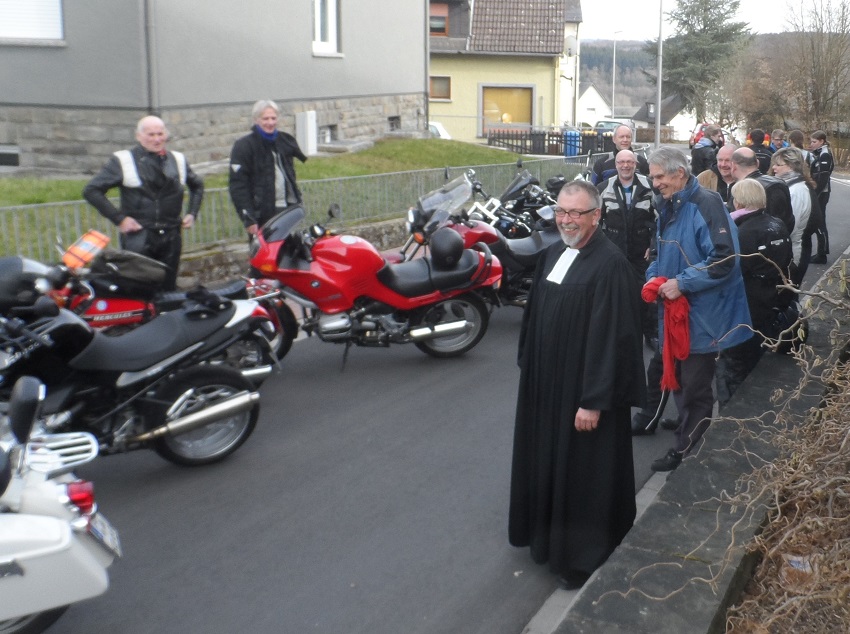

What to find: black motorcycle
left=0, top=273, right=261, bottom=466
left=400, top=172, right=561, bottom=307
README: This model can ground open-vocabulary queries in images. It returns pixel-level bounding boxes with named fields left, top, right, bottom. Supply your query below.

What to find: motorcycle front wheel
left=0, top=607, right=68, bottom=634
left=266, top=301, right=298, bottom=359
left=412, top=293, right=489, bottom=358
left=147, top=367, right=258, bottom=466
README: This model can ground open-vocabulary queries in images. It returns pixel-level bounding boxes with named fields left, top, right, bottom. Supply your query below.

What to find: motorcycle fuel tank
left=287, top=235, right=388, bottom=313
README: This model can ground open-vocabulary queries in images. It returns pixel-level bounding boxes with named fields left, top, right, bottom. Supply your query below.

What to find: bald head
left=614, top=149, right=637, bottom=183
left=716, top=143, right=737, bottom=179
left=613, top=125, right=633, bottom=151
left=731, top=147, right=759, bottom=181
left=135, top=116, right=168, bottom=154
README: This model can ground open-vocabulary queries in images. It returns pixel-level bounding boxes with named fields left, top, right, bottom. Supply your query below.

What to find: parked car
left=593, top=119, right=633, bottom=133
left=428, top=121, right=452, bottom=140
left=689, top=122, right=736, bottom=149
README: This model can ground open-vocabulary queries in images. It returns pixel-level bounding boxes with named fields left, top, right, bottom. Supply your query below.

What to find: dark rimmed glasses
left=553, top=207, right=598, bottom=219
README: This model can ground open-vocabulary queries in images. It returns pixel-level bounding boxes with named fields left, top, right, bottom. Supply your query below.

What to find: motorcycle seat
left=377, top=250, right=481, bottom=298
left=68, top=304, right=237, bottom=372
left=498, top=229, right=562, bottom=268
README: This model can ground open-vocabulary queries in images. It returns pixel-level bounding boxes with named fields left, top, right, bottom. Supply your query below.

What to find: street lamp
left=655, top=0, right=663, bottom=148
left=611, top=30, right=622, bottom=119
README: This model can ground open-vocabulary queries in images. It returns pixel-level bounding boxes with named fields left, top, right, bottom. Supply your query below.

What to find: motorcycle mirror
left=46, top=266, right=71, bottom=290
left=8, top=376, right=45, bottom=444
left=537, top=205, right=555, bottom=221
left=327, top=203, right=341, bottom=220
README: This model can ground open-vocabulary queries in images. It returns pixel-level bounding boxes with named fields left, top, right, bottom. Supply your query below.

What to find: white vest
left=114, top=149, right=187, bottom=188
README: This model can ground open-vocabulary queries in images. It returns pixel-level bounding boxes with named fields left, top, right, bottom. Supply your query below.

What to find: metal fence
left=0, top=156, right=589, bottom=262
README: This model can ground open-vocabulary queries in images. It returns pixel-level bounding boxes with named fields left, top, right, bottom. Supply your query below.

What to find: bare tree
left=788, top=0, right=850, bottom=129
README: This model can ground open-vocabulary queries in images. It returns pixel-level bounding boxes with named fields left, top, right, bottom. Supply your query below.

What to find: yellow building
left=428, top=0, right=582, bottom=143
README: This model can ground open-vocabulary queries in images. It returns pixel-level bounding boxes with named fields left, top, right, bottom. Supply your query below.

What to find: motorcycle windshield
left=498, top=170, right=539, bottom=202
left=261, top=206, right=307, bottom=243
left=416, top=174, right=472, bottom=221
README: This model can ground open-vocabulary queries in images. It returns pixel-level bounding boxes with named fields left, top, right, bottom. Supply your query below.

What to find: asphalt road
left=53, top=175, right=850, bottom=634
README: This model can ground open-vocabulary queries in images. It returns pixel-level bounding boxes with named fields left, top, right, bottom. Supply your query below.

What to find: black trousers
left=715, top=334, right=764, bottom=408
left=672, top=352, right=717, bottom=455
left=816, top=191, right=830, bottom=256
left=120, top=227, right=182, bottom=291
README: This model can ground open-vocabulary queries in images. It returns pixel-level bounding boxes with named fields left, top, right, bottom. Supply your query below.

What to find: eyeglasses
left=554, top=207, right=598, bottom=218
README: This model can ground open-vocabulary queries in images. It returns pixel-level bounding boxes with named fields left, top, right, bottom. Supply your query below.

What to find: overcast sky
left=580, top=0, right=791, bottom=41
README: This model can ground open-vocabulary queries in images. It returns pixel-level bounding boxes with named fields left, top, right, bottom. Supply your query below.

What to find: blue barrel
left=564, top=129, right=580, bottom=157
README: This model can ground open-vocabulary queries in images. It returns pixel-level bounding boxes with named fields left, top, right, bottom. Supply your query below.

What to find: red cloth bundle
left=642, top=277, right=690, bottom=391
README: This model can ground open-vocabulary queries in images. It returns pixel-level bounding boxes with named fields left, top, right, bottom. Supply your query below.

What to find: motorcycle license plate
left=88, top=512, right=123, bottom=558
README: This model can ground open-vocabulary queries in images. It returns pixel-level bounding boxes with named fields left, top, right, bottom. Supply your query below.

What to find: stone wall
left=0, top=93, right=426, bottom=175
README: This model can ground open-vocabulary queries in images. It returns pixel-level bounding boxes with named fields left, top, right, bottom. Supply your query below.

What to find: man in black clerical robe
left=508, top=180, right=645, bottom=589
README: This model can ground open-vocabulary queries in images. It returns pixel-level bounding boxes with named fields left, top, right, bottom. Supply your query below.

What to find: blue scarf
left=254, top=124, right=279, bottom=143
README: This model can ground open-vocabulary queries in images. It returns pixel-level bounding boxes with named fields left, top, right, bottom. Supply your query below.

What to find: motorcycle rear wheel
left=147, top=367, right=258, bottom=466
left=0, top=607, right=68, bottom=634
left=413, top=293, right=489, bottom=358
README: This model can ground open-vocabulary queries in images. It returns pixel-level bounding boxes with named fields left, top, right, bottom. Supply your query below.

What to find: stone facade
left=0, top=93, right=426, bottom=175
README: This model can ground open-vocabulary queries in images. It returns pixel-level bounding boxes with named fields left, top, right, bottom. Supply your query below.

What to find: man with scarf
left=646, top=148, right=751, bottom=472
left=229, top=100, right=308, bottom=236
left=83, top=115, right=204, bottom=291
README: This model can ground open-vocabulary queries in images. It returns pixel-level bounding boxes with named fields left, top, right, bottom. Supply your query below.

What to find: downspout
left=424, top=0, right=430, bottom=130
left=143, top=0, right=159, bottom=115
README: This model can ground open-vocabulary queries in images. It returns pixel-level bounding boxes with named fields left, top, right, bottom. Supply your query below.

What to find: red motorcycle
left=249, top=203, right=502, bottom=358
left=46, top=241, right=297, bottom=379
left=400, top=172, right=561, bottom=307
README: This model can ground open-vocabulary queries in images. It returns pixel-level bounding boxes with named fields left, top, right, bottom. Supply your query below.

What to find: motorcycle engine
left=317, top=313, right=352, bottom=339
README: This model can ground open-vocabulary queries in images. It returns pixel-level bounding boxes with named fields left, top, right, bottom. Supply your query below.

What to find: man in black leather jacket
left=729, top=147, right=795, bottom=235
left=228, top=100, right=308, bottom=236
left=83, top=116, right=204, bottom=290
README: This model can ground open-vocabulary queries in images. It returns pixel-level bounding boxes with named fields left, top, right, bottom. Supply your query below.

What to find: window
left=430, top=76, right=451, bottom=100
left=0, top=0, right=64, bottom=42
left=482, top=87, right=533, bottom=131
left=429, top=3, right=448, bottom=36
left=388, top=116, right=401, bottom=132
left=312, top=0, right=339, bottom=55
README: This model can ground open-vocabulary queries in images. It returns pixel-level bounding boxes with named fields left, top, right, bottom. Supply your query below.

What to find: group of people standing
left=82, top=113, right=835, bottom=595
left=508, top=123, right=835, bottom=591
left=83, top=100, right=307, bottom=290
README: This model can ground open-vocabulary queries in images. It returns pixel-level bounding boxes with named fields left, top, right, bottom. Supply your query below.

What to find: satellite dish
left=564, top=35, right=577, bottom=57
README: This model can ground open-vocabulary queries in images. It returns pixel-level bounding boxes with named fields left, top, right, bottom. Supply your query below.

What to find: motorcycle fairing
left=376, top=250, right=481, bottom=298
left=69, top=306, right=237, bottom=372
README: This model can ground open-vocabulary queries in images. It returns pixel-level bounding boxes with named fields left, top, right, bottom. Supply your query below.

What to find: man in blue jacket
left=646, top=148, right=752, bottom=471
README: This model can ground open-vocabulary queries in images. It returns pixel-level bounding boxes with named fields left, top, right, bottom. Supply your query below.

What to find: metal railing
left=0, top=157, right=588, bottom=262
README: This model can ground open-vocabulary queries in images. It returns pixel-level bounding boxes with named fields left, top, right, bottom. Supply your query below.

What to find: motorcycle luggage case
left=0, top=514, right=109, bottom=619
left=89, top=249, right=169, bottom=299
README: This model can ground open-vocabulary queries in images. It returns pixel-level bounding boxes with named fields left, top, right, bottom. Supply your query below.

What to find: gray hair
left=648, top=146, right=690, bottom=176
left=252, top=100, right=280, bottom=121
left=558, top=179, right=602, bottom=209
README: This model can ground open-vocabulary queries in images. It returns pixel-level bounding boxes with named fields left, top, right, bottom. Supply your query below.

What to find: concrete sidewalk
left=520, top=257, right=843, bottom=634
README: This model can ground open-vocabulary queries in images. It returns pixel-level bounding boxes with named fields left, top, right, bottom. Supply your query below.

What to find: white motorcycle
left=0, top=376, right=121, bottom=633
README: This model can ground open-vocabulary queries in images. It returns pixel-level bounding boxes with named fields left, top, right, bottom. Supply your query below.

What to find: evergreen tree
left=644, top=0, right=750, bottom=122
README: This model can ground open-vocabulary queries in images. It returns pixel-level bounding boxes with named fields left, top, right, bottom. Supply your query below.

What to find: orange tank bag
left=62, top=230, right=110, bottom=269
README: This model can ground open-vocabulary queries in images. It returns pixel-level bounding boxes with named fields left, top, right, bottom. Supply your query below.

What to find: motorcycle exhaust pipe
left=241, top=364, right=273, bottom=384
left=130, top=391, right=259, bottom=442
left=409, top=320, right=470, bottom=341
